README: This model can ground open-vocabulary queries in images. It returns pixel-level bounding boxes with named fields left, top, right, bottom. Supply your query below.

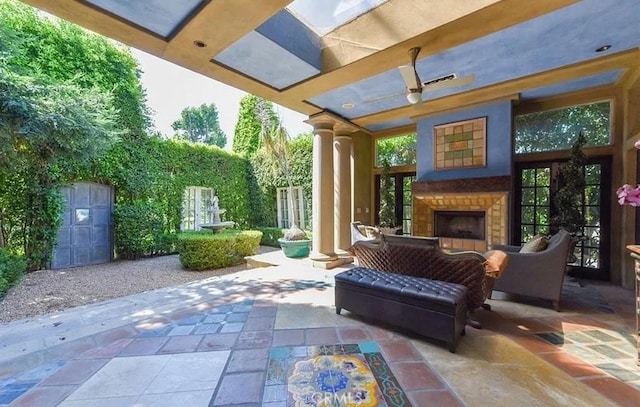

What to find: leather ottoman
left=335, top=267, right=468, bottom=352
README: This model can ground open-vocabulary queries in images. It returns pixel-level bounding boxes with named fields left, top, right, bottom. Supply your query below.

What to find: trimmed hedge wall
left=0, top=248, right=26, bottom=297
left=177, top=230, right=262, bottom=271
left=101, top=138, right=254, bottom=259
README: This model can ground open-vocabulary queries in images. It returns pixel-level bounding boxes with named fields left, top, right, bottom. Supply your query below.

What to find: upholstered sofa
left=348, top=234, right=507, bottom=316
left=490, top=229, right=572, bottom=311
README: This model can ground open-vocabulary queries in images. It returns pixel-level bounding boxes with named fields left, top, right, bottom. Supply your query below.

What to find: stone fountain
left=199, top=195, right=235, bottom=233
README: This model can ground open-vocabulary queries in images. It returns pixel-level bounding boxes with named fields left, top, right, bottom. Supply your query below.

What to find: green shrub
left=114, top=201, right=164, bottom=259
left=234, top=230, right=263, bottom=256
left=0, top=249, right=26, bottom=297
left=177, top=230, right=262, bottom=271
left=255, top=227, right=284, bottom=247
left=155, top=232, right=179, bottom=255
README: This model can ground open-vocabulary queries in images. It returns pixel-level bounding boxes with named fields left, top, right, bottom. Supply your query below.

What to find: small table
left=625, top=245, right=640, bottom=366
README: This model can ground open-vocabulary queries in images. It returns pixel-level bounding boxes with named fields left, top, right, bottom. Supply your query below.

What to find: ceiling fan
left=364, top=47, right=474, bottom=105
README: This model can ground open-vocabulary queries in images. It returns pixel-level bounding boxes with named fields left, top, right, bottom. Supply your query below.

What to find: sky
left=131, top=48, right=312, bottom=148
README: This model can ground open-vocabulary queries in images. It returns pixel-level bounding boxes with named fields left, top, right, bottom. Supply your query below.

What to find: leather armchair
left=490, top=229, right=572, bottom=311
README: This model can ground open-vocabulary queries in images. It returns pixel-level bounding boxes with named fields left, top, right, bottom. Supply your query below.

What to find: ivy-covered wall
left=251, top=134, right=313, bottom=228
left=0, top=0, right=312, bottom=266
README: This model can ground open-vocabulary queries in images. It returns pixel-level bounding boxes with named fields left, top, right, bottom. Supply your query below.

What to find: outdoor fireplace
left=434, top=211, right=486, bottom=240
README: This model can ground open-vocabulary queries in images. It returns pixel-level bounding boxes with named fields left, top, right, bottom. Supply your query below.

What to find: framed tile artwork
left=434, top=117, right=486, bottom=170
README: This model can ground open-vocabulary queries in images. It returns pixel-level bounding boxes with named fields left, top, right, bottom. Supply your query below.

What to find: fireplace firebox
left=434, top=211, right=486, bottom=240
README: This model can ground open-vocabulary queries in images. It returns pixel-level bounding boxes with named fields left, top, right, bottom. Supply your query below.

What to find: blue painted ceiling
left=308, top=0, right=638, bottom=129
left=84, top=0, right=204, bottom=38
left=77, top=0, right=639, bottom=133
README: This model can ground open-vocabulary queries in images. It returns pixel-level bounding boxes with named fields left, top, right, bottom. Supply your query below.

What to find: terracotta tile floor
left=0, top=256, right=638, bottom=406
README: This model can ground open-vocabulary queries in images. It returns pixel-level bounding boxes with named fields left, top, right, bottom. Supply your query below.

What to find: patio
left=0, top=253, right=637, bottom=406
left=2, top=2, right=640, bottom=405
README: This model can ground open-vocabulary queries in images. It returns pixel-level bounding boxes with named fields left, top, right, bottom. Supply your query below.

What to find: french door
left=515, top=157, right=611, bottom=280
left=374, top=172, right=416, bottom=235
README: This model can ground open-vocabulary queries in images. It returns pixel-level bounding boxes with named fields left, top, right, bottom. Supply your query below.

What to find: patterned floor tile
left=265, top=342, right=413, bottom=407
left=226, top=313, right=249, bottom=323
left=594, top=362, right=640, bottom=382
left=535, top=332, right=570, bottom=345
left=582, top=329, right=622, bottom=342
left=588, top=344, right=633, bottom=359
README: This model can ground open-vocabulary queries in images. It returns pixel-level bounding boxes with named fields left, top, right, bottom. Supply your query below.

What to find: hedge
left=0, top=248, right=26, bottom=297
left=177, top=230, right=262, bottom=271
left=254, top=227, right=285, bottom=247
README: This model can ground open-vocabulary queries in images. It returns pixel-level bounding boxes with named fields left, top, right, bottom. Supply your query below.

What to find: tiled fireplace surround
left=412, top=176, right=511, bottom=252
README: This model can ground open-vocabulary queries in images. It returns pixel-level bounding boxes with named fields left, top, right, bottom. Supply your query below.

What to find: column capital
left=305, top=111, right=368, bottom=135
left=333, top=134, right=352, bottom=141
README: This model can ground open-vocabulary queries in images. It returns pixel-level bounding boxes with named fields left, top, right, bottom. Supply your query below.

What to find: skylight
left=286, top=0, right=389, bottom=36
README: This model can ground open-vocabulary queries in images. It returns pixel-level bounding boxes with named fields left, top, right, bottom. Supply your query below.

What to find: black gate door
left=51, top=182, right=113, bottom=269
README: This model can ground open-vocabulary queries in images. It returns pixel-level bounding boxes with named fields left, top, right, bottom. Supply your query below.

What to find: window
left=277, top=187, right=305, bottom=229
left=375, top=133, right=417, bottom=167
left=514, top=101, right=611, bottom=154
left=181, top=186, right=215, bottom=230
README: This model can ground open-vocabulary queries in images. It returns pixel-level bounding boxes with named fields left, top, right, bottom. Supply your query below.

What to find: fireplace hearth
left=412, top=176, right=510, bottom=252
left=434, top=211, right=485, bottom=240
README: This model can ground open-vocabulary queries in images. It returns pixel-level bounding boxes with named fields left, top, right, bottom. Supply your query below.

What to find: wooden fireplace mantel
left=412, top=176, right=512, bottom=195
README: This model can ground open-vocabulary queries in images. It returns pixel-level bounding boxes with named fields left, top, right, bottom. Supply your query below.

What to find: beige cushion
left=365, top=226, right=381, bottom=240
left=519, top=235, right=549, bottom=253
left=356, top=224, right=367, bottom=236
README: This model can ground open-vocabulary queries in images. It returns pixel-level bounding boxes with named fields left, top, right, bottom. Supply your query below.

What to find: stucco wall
left=351, top=131, right=373, bottom=224
left=416, top=101, right=513, bottom=181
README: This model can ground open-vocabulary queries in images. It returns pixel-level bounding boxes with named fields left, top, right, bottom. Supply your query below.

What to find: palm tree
left=259, top=122, right=307, bottom=241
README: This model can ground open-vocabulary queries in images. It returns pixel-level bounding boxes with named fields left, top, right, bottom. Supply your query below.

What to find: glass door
left=374, top=172, right=416, bottom=234
left=516, top=165, right=552, bottom=241
left=515, top=158, right=610, bottom=280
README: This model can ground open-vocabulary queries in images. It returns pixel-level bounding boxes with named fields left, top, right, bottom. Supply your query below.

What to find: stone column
left=310, top=123, right=337, bottom=262
left=334, top=131, right=352, bottom=253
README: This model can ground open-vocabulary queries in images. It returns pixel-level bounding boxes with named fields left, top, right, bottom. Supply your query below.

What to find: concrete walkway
left=0, top=252, right=638, bottom=406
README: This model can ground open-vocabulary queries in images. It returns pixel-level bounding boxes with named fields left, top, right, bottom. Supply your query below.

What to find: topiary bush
left=234, top=230, right=263, bottom=257
left=177, top=230, right=262, bottom=271
left=0, top=248, right=26, bottom=297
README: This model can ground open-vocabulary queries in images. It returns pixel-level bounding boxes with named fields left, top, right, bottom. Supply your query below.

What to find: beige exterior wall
left=351, top=132, right=373, bottom=225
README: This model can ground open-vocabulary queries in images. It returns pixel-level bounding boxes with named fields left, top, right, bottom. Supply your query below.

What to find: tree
left=378, top=157, right=396, bottom=228
left=0, top=66, right=119, bottom=269
left=232, top=95, right=278, bottom=157
left=0, top=0, right=143, bottom=269
left=514, top=102, right=609, bottom=153
left=550, top=132, right=587, bottom=235
left=259, top=123, right=306, bottom=240
left=376, top=134, right=417, bottom=166
left=0, top=0, right=150, bottom=138
left=171, top=103, right=226, bottom=147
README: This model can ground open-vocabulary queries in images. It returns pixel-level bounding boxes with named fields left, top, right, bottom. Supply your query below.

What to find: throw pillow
left=364, top=226, right=381, bottom=240
left=483, top=249, right=509, bottom=278
left=519, top=234, right=549, bottom=253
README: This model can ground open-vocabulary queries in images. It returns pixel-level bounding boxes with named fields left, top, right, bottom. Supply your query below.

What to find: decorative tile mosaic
left=434, top=117, right=486, bottom=170
left=265, top=343, right=411, bottom=407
